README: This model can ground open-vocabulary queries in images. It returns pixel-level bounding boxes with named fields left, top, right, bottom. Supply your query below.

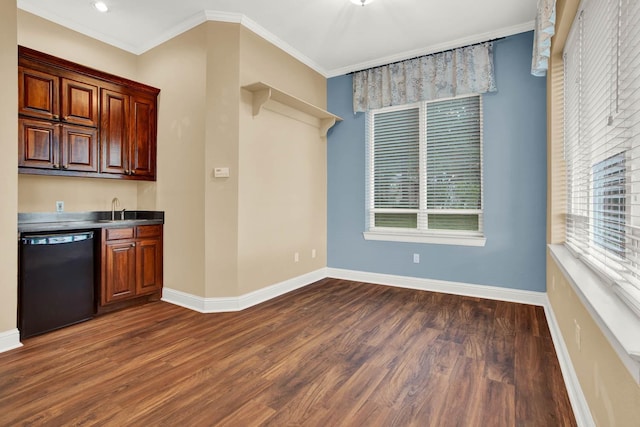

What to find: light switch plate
left=214, top=167, right=230, bottom=178
left=56, top=201, right=64, bottom=212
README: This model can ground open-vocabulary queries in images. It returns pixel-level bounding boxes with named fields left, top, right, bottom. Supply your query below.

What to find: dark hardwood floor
left=0, top=278, right=576, bottom=426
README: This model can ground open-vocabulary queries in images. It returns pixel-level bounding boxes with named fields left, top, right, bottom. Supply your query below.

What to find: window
left=563, top=0, right=640, bottom=316
left=592, top=153, right=626, bottom=258
left=364, top=95, right=485, bottom=246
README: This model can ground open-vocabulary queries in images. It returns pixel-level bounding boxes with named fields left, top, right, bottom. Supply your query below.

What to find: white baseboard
left=0, top=329, right=22, bottom=353
left=542, top=298, right=595, bottom=427
left=326, top=267, right=548, bottom=306
left=162, top=268, right=327, bottom=313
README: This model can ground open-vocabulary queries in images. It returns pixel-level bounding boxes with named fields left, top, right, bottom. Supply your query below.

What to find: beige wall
left=17, top=10, right=140, bottom=213
left=237, top=27, right=327, bottom=294
left=0, top=1, right=18, bottom=334
left=138, top=25, right=208, bottom=297
left=203, top=22, right=241, bottom=298
left=547, top=0, right=640, bottom=425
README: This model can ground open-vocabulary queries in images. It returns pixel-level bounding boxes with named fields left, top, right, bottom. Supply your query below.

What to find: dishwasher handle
left=21, top=231, right=94, bottom=245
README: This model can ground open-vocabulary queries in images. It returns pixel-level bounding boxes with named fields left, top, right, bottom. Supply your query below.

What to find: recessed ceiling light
left=93, top=1, right=109, bottom=13
left=350, top=0, right=376, bottom=5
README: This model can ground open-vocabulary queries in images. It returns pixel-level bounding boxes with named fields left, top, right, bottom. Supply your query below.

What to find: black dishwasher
left=19, top=231, right=95, bottom=339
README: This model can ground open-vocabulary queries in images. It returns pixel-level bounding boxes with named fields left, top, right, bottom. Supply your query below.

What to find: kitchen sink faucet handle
left=111, top=197, right=120, bottom=221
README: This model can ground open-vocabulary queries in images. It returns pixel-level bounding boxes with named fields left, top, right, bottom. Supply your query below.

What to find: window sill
left=549, top=244, right=640, bottom=384
left=363, top=231, right=486, bottom=247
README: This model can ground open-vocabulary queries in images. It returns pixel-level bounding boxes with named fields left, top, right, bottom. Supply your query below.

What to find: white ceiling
left=17, top=0, right=538, bottom=77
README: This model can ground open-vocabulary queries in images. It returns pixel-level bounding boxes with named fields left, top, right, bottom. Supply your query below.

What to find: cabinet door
left=60, top=125, right=98, bottom=172
left=18, top=66, right=60, bottom=121
left=103, top=241, right=136, bottom=304
left=61, top=77, right=99, bottom=127
left=100, top=89, right=129, bottom=175
left=135, top=238, right=163, bottom=295
left=18, top=118, right=60, bottom=170
left=129, top=94, right=157, bottom=179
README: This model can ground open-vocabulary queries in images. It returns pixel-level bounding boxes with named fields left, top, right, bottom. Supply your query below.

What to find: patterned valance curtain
left=531, top=0, right=556, bottom=76
left=352, top=42, right=497, bottom=113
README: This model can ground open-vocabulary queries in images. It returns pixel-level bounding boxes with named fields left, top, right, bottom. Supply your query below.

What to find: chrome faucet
left=111, top=197, right=120, bottom=221
left=121, top=208, right=126, bottom=221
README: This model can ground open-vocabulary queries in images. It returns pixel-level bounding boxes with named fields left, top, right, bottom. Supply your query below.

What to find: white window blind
left=564, top=0, right=640, bottom=316
left=366, top=95, right=483, bottom=243
left=426, top=97, right=482, bottom=231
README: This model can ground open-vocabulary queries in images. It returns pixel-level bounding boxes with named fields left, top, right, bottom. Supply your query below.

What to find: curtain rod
left=349, top=37, right=506, bottom=75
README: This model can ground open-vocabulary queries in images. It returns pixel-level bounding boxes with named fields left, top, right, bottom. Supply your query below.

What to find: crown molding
left=135, top=10, right=208, bottom=55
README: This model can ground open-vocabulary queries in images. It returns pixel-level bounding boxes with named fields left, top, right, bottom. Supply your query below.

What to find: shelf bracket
left=319, top=117, right=337, bottom=138
left=252, top=88, right=272, bottom=116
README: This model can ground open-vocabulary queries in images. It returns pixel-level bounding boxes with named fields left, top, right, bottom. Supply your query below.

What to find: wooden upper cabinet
left=130, top=95, right=156, bottom=179
left=18, top=46, right=160, bottom=181
left=18, top=118, right=59, bottom=169
left=18, top=118, right=98, bottom=172
left=101, top=90, right=157, bottom=179
left=19, top=66, right=59, bottom=121
left=100, top=89, right=129, bottom=175
left=61, top=125, right=98, bottom=172
left=61, top=78, right=99, bottom=127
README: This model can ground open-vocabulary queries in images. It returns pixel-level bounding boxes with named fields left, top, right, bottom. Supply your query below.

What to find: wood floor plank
left=0, top=279, right=576, bottom=426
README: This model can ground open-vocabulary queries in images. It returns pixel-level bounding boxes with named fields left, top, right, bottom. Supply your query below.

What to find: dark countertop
left=18, top=211, right=164, bottom=233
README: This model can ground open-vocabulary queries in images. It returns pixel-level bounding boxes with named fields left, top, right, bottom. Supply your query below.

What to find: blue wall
left=326, top=31, right=547, bottom=292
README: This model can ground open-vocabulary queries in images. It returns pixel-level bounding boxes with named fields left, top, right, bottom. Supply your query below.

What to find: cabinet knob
left=131, top=243, right=136, bottom=247
left=62, top=165, right=69, bottom=170
left=130, top=170, right=136, bottom=175
left=124, top=169, right=130, bottom=175
left=52, top=114, right=59, bottom=120
left=52, top=164, right=60, bottom=169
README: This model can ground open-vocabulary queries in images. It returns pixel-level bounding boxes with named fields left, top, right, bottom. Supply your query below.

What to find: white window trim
left=365, top=94, right=486, bottom=247
left=549, top=244, right=640, bottom=385
left=363, top=230, right=486, bottom=246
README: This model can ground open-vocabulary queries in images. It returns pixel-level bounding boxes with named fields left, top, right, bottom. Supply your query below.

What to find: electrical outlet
left=574, top=319, right=581, bottom=351
left=56, top=201, right=64, bottom=212
left=294, top=252, right=299, bottom=263
left=413, top=253, right=420, bottom=263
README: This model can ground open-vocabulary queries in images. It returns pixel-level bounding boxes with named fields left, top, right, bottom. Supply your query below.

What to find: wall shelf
left=242, top=82, right=342, bottom=137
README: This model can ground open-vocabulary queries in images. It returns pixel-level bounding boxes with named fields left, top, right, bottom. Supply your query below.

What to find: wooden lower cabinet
left=101, top=224, right=163, bottom=307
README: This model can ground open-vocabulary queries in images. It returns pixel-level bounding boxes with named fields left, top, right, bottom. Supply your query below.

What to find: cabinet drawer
left=136, top=224, right=162, bottom=238
left=105, top=227, right=134, bottom=241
